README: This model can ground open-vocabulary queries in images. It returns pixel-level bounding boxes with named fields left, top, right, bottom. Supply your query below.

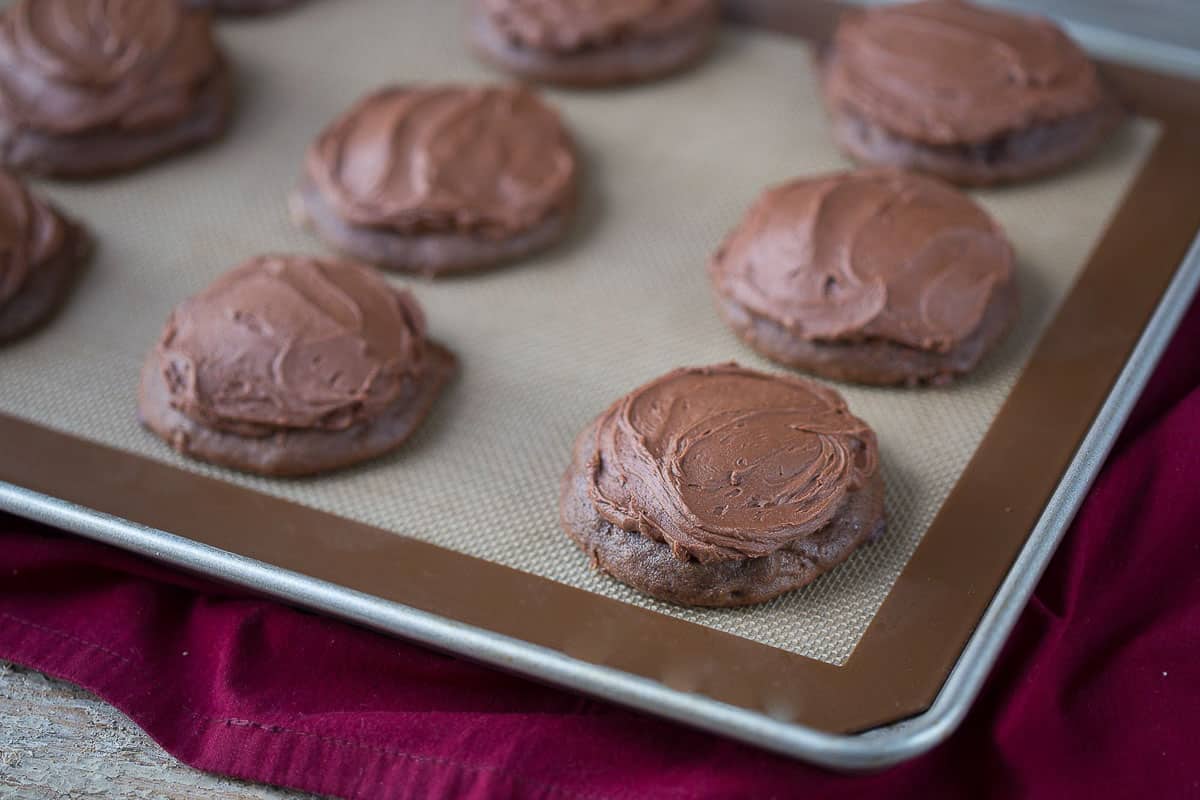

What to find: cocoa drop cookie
left=560, top=364, right=885, bottom=607
left=819, top=0, right=1123, bottom=185
left=0, top=170, right=91, bottom=343
left=293, top=84, right=578, bottom=276
left=710, top=170, right=1017, bottom=386
left=469, top=0, right=719, bottom=87
left=0, top=0, right=233, bottom=178
left=139, top=255, right=456, bottom=477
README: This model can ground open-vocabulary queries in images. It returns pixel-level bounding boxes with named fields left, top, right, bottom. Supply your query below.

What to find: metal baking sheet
left=1, top=0, right=1199, bottom=770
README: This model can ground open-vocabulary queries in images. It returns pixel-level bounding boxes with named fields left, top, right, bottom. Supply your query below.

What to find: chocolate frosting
left=711, top=170, right=1014, bottom=353
left=158, top=255, right=429, bottom=437
left=587, top=364, right=878, bottom=563
left=0, top=0, right=221, bottom=135
left=479, top=0, right=713, bottom=54
left=0, top=169, right=68, bottom=305
left=825, top=0, right=1105, bottom=144
left=306, top=85, right=576, bottom=239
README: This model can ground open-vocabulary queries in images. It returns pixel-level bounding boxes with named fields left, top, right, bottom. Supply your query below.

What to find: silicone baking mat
left=0, top=0, right=1158, bottom=666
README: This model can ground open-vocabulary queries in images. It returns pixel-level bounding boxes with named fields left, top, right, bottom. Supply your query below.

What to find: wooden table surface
left=0, top=662, right=312, bottom=800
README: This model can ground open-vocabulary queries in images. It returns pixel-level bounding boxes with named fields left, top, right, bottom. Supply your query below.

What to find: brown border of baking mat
left=3, top=0, right=1200, bottom=736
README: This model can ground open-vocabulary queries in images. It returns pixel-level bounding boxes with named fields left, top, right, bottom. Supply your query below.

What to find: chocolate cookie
left=469, top=0, right=718, bottom=87
left=0, top=170, right=90, bottom=343
left=710, top=170, right=1017, bottom=386
left=560, top=364, right=885, bottom=607
left=138, top=255, right=455, bottom=477
left=293, top=84, right=578, bottom=276
left=819, top=0, right=1123, bottom=185
left=184, top=0, right=303, bottom=14
left=0, top=0, right=232, bottom=179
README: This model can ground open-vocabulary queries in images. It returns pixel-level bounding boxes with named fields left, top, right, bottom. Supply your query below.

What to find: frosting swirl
left=711, top=170, right=1013, bottom=353
left=824, top=0, right=1105, bottom=144
left=158, top=255, right=429, bottom=437
left=588, top=364, right=878, bottom=563
left=0, top=169, right=68, bottom=305
left=306, top=85, right=577, bottom=239
left=479, top=0, right=714, bottom=54
left=0, top=0, right=222, bottom=135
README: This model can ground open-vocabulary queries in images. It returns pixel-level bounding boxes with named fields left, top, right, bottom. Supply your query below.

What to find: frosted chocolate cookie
left=0, top=170, right=90, bottom=343
left=0, top=0, right=232, bottom=178
left=469, top=0, right=718, bottom=87
left=139, top=255, right=456, bottom=477
left=293, top=84, right=578, bottom=276
left=820, top=0, right=1123, bottom=185
left=710, top=170, right=1017, bottom=386
left=560, top=364, right=885, bottom=607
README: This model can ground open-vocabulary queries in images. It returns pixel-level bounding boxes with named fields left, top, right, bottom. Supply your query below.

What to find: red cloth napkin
left=2, top=302, right=1199, bottom=800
